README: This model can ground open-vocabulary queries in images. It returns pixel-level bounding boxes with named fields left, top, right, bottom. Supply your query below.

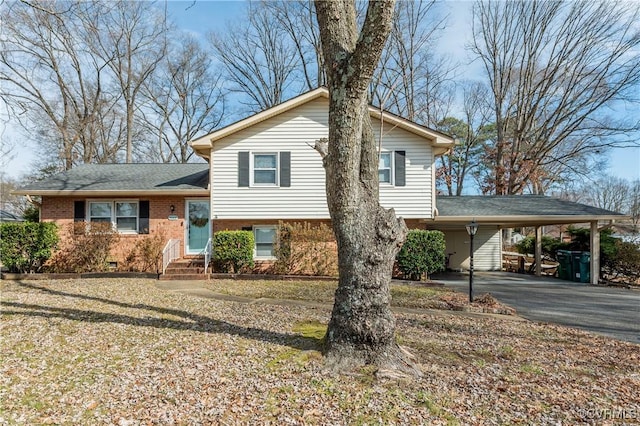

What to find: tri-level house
left=15, top=88, right=623, bottom=283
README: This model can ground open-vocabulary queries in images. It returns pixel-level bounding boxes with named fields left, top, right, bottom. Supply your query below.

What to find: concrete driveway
left=433, top=272, right=640, bottom=344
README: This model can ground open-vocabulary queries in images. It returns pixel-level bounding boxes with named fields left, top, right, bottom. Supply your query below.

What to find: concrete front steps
left=160, top=259, right=210, bottom=280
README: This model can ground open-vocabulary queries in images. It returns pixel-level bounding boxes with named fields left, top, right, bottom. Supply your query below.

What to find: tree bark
left=315, top=0, right=419, bottom=376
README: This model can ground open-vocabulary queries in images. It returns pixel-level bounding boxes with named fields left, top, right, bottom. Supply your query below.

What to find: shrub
left=273, top=221, right=338, bottom=276
left=515, top=235, right=563, bottom=258
left=123, top=230, right=166, bottom=273
left=22, top=206, right=40, bottom=222
left=0, top=222, right=59, bottom=273
left=49, top=222, right=119, bottom=273
left=602, top=240, right=640, bottom=283
left=396, top=230, right=446, bottom=280
left=213, top=230, right=254, bottom=273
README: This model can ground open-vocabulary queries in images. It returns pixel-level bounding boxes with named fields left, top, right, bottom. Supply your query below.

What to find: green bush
left=0, top=222, right=59, bottom=273
left=213, top=230, right=255, bottom=273
left=603, top=240, right=640, bottom=283
left=396, top=230, right=446, bottom=280
left=22, top=206, right=40, bottom=222
left=515, top=235, right=563, bottom=258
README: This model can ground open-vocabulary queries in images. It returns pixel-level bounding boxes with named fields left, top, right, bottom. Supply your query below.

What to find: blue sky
left=2, top=0, right=639, bottom=183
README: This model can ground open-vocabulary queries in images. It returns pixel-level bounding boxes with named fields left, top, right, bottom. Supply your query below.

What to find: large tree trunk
left=315, top=0, right=419, bottom=375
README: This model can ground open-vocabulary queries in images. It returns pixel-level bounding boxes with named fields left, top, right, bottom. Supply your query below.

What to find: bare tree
left=436, top=81, right=493, bottom=195
left=0, top=1, right=123, bottom=170
left=629, top=180, right=640, bottom=229
left=371, top=0, right=454, bottom=126
left=580, top=175, right=631, bottom=213
left=262, top=0, right=326, bottom=90
left=141, top=35, right=226, bottom=163
left=210, top=2, right=300, bottom=112
left=0, top=176, right=32, bottom=217
left=83, top=1, right=168, bottom=163
left=472, top=0, right=640, bottom=195
left=314, top=0, right=419, bottom=375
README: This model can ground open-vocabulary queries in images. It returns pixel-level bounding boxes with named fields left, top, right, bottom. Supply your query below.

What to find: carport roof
left=434, top=195, right=626, bottom=227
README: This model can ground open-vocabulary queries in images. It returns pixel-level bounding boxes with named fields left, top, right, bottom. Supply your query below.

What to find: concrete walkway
left=433, top=272, right=640, bottom=344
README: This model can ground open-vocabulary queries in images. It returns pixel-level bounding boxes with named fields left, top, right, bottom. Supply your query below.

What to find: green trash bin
left=556, top=250, right=572, bottom=281
left=579, top=252, right=590, bottom=283
left=571, top=251, right=582, bottom=282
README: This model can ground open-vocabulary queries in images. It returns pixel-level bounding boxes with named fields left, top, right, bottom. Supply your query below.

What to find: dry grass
left=203, top=279, right=478, bottom=311
left=1, top=278, right=638, bottom=425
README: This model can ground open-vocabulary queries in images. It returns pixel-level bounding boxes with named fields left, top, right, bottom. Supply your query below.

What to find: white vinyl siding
left=210, top=97, right=434, bottom=219
left=442, top=227, right=502, bottom=272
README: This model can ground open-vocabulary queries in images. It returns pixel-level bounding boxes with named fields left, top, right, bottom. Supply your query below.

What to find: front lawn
left=203, top=279, right=500, bottom=312
left=1, top=278, right=638, bottom=424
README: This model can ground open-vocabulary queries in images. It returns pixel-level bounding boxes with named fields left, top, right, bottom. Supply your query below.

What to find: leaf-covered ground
left=1, top=278, right=638, bottom=425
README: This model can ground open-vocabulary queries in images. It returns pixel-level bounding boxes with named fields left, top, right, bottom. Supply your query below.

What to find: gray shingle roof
left=436, top=195, right=624, bottom=218
left=0, top=210, right=22, bottom=222
left=16, top=163, right=209, bottom=193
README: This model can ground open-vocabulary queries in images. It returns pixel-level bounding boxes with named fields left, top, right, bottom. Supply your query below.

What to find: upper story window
left=238, top=151, right=291, bottom=188
left=253, top=153, right=278, bottom=185
left=88, top=200, right=139, bottom=233
left=379, top=152, right=392, bottom=184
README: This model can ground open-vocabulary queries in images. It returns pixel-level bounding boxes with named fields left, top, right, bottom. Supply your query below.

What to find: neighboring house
left=0, top=210, right=23, bottom=222
left=13, top=88, right=625, bottom=283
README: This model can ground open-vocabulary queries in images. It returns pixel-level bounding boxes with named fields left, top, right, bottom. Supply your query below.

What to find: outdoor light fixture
left=466, top=220, right=478, bottom=303
left=170, top=205, right=175, bottom=213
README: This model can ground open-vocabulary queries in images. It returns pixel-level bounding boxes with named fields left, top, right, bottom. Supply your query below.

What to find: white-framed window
left=379, top=152, right=392, bottom=184
left=89, top=202, right=112, bottom=223
left=253, top=225, right=277, bottom=259
left=252, top=153, right=278, bottom=186
left=115, top=201, right=138, bottom=232
left=88, top=200, right=139, bottom=233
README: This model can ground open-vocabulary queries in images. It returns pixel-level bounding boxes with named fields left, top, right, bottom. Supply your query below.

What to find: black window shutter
left=280, top=151, right=291, bottom=187
left=238, top=151, right=250, bottom=187
left=394, top=150, right=406, bottom=187
left=74, top=201, right=85, bottom=222
left=139, top=200, right=150, bottom=234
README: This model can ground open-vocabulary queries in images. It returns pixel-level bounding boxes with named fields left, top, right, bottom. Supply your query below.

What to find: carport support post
left=535, top=226, right=542, bottom=277
left=590, top=221, right=600, bottom=285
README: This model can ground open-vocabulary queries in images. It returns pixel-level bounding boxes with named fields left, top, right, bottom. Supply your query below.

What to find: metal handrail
left=203, top=238, right=213, bottom=274
left=162, top=238, right=181, bottom=274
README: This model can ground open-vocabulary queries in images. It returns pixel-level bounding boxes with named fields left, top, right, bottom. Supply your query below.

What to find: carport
left=429, top=195, right=627, bottom=285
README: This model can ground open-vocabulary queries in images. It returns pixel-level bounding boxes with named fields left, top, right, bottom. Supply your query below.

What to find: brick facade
left=41, top=196, right=193, bottom=267
left=41, top=197, right=428, bottom=271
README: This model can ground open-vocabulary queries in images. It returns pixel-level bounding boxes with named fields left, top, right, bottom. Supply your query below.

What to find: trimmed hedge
left=213, top=230, right=255, bottom=273
left=396, top=229, right=446, bottom=280
left=0, top=222, right=59, bottom=273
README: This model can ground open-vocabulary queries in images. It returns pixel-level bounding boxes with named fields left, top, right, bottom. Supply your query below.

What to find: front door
left=186, top=200, right=210, bottom=255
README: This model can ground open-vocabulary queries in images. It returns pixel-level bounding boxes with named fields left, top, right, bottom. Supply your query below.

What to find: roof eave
left=367, top=107, right=454, bottom=151
left=12, top=189, right=210, bottom=197
left=433, top=214, right=627, bottom=226
left=188, top=87, right=455, bottom=152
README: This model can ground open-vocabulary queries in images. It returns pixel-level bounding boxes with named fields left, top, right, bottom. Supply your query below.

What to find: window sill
left=254, top=256, right=276, bottom=261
